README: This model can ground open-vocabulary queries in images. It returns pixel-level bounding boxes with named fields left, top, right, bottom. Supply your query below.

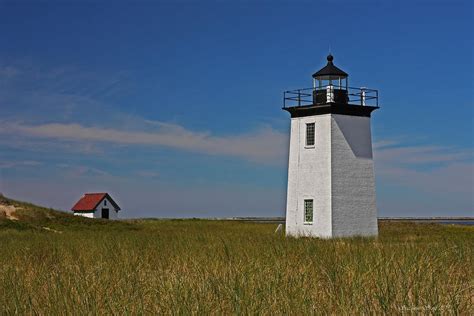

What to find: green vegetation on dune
left=0, top=197, right=472, bottom=314
left=0, top=195, right=137, bottom=232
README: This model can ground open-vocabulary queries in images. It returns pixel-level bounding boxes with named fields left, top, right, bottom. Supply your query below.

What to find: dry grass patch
left=0, top=218, right=472, bottom=314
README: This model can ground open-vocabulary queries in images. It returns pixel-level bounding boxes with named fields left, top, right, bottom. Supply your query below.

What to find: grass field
left=0, top=196, right=472, bottom=314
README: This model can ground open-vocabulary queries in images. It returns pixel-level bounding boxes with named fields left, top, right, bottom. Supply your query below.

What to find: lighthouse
left=283, top=54, right=379, bottom=238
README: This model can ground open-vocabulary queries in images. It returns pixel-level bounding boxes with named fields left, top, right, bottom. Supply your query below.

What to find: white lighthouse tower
left=283, top=54, right=379, bottom=238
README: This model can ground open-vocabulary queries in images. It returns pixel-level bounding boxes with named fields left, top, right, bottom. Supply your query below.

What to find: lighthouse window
left=304, top=199, right=313, bottom=224
left=306, top=123, right=315, bottom=146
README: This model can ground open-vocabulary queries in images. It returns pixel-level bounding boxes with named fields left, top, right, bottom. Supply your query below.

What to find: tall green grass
left=0, top=203, right=472, bottom=314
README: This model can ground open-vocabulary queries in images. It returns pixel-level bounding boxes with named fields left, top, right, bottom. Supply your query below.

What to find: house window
left=306, top=123, right=315, bottom=146
left=104, top=199, right=107, bottom=206
left=304, top=199, right=313, bottom=224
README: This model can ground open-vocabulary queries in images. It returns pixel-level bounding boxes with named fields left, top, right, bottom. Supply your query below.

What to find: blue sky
left=0, top=0, right=472, bottom=218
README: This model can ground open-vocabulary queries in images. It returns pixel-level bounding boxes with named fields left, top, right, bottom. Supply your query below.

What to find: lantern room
left=312, top=54, right=349, bottom=104
left=312, top=54, right=348, bottom=88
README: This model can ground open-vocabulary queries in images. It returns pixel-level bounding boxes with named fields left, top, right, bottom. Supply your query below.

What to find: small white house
left=71, top=193, right=121, bottom=219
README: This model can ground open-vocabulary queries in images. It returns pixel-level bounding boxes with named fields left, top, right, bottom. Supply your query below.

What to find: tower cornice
left=283, top=103, right=379, bottom=118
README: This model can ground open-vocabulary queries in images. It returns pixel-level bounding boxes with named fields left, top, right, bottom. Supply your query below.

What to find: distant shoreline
left=212, top=217, right=474, bottom=225
left=133, top=217, right=474, bottom=226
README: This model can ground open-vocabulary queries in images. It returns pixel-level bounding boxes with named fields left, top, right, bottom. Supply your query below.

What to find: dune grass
left=0, top=198, right=472, bottom=314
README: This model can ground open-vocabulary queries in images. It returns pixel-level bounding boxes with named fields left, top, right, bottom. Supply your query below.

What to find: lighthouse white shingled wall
left=285, top=113, right=378, bottom=238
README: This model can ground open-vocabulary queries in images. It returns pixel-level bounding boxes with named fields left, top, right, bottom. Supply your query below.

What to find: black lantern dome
left=312, top=54, right=348, bottom=80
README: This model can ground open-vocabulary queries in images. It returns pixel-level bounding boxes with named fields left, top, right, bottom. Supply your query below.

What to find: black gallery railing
left=283, top=85, right=378, bottom=108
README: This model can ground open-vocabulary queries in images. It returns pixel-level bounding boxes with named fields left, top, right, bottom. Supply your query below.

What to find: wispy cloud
left=0, top=160, right=42, bottom=169
left=0, top=61, right=131, bottom=128
left=0, top=66, right=20, bottom=78
left=0, top=62, right=127, bottom=99
left=57, top=163, right=111, bottom=178
left=136, top=170, right=160, bottom=179
left=0, top=121, right=288, bottom=164
left=374, top=140, right=473, bottom=197
left=374, top=142, right=472, bottom=165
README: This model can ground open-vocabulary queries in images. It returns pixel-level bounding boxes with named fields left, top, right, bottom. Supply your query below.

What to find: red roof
left=71, top=193, right=120, bottom=212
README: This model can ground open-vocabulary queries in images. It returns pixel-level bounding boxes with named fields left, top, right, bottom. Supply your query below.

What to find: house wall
left=93, top=196, right=119, bottom=219
left=285, top=114, right=332, bottom=237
